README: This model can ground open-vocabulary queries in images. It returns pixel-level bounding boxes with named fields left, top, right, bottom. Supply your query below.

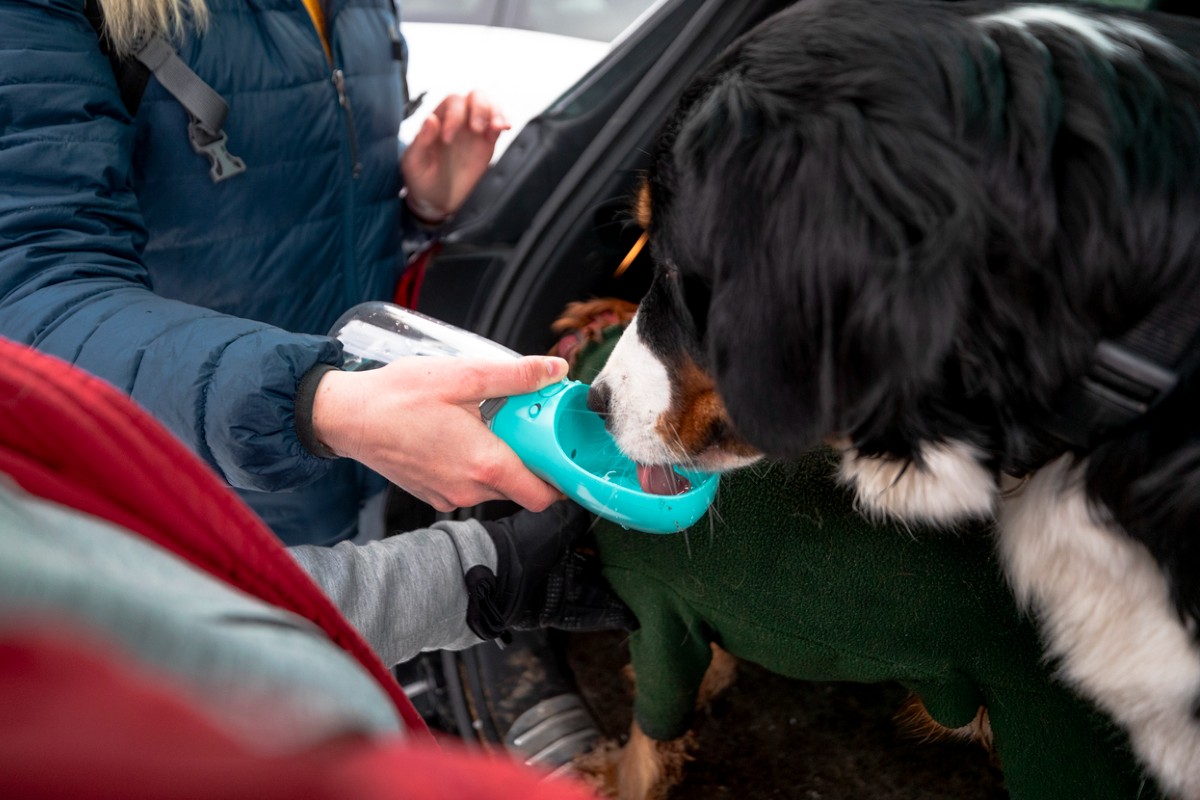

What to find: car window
left=508, top=0, right=655, bottom=41
left=403, top=0, right=501, bottom=26
left=398, top=0, right=660, bottom=160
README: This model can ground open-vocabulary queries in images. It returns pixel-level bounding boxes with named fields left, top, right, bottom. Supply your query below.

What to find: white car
left=399, top=0, right=664, bottom=159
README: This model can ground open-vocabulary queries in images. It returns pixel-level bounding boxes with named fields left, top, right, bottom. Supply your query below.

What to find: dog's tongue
left=636, top=464, right=693, bottom=496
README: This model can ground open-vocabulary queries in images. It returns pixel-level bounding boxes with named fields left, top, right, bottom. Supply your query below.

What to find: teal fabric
left=571, top=329, right=1158, bottom=800
left=0, top=0, right=420, bottom=544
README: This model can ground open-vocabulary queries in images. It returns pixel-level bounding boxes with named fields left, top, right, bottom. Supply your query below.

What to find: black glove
left=465, top=500, right=639, bottom=643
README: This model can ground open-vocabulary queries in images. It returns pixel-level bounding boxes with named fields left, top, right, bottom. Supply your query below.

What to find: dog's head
left=591, top=0, right=1193, bottom=519
left=592, top=0, right=995, bottom=500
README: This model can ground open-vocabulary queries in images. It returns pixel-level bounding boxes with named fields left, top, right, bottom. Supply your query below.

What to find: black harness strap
left=1040, top=282, right=1200, bottom=452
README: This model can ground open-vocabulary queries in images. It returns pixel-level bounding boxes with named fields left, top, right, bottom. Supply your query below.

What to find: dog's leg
left=573, top=717, right=697, bottom=800
left=996, top=456, right=1200, bottom=799
left=575, top=644, right=735, bottom=799
left=609, top=722, right=694, bottom=800
left=894, top=695, right=995, bottom=759
left=614, top=644, right=737, bottom=705
left=696, top=642, right=738, bottom=706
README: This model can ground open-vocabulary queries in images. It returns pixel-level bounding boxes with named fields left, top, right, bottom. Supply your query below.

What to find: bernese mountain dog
left=588, top=0, right=1200, bottom=796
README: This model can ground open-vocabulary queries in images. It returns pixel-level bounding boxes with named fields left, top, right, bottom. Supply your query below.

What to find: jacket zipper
left=332, top=66, right=363, bottom=308
left=331, top=68, right=363, bottom=180
left=304, top=0, right=365, bottom=308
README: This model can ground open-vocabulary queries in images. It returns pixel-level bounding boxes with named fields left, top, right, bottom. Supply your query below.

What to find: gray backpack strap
left=134, top=36, right=247, bottom=183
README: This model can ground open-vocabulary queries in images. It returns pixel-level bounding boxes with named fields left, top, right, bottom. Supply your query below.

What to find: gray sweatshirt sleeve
left=288, top=519, right=496, bottom=666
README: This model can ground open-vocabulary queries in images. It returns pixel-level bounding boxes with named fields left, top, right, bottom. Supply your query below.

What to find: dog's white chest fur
left=838, top=441, right=997, bottom=524
left=843, top=446, right=1200, bottom=799
left=997, top=458, right=1200, bottom=799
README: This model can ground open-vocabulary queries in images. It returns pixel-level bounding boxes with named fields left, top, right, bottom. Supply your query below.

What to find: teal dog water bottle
left=329, top=302, right=719, bottom=533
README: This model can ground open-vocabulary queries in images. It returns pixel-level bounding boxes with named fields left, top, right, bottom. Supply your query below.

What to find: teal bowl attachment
left=488, top=380, right=719, bottom=534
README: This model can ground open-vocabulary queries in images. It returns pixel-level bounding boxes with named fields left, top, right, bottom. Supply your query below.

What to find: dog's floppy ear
left=662, top=56, right=989, bottom=457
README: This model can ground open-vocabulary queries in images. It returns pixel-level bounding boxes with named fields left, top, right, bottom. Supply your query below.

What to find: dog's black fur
left=638, top=0, right=1200, bottom=628
left=604, top=0, right=1200, bottom=793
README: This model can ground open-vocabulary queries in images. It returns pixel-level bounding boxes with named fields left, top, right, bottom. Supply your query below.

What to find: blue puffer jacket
left=0, top=0, right=421, bottom=544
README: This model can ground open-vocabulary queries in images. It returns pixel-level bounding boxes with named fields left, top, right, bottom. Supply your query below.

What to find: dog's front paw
left=571, top=738, right=624, bottom=798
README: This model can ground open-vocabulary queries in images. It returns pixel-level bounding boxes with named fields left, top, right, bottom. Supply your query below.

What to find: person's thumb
left=460, top=356, right=568, bottom=401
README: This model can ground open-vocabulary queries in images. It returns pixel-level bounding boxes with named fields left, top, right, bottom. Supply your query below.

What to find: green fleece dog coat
left=571, top=327, right=1157, bottom=800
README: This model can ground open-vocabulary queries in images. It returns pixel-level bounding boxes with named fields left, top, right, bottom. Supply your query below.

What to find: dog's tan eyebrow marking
left=634, top=179, right=653, bottom=230
left=614, top=180, right=654, bottom=278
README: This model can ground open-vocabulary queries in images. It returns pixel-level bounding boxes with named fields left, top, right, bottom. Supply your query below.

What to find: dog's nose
left=587, top=382, right=611, bottom=417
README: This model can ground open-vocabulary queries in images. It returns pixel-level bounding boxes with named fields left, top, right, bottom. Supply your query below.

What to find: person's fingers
left=461, top=92, right=509, bottom=138
left=453, top=356, right=569, bottom=402
left=415, top=113, right=441, bottom=148
left=465, top=90, right=494, bottom=134
left=486, top=447, right=562, bottom=511
left=402, top=114, right=441, bottom=176
left=420, top=488, right=497, bottom=514
left=423, top=482, right=508, bottom=513
left=434, top=94, right=469, bottom=143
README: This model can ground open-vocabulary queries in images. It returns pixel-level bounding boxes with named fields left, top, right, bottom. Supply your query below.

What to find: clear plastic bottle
left=329, top=301, right=521, bottom=371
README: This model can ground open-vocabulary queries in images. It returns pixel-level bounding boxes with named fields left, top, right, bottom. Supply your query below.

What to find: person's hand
left=401, top=91, right=510, bottom=224
left=310, top=355, right=566, bottom=512
left=465, top=501, right=639, bottom=642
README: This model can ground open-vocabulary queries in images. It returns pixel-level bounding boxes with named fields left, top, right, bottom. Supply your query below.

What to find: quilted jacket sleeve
left=0, top=0, right=340, bottom=492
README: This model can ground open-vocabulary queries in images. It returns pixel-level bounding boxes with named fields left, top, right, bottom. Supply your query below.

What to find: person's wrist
left=308, top=367, right=365, bottom=460
left=296, top=363, right=341, bottom=459
left=402, top=188, right=451, bottom=227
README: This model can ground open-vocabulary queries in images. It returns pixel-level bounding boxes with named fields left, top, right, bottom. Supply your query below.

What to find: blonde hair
left=97, top=0, right=209, bottom=57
